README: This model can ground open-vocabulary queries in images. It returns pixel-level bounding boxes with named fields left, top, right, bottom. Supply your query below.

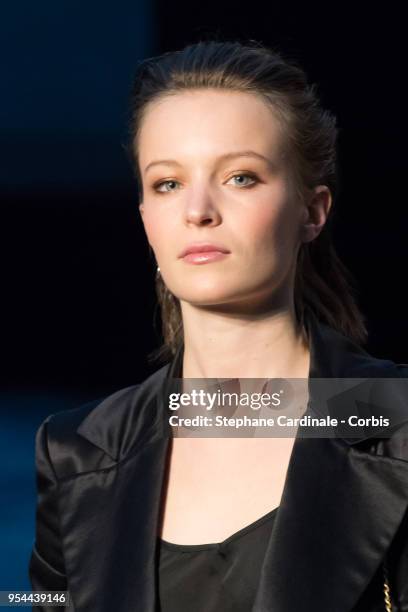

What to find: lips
left=179, top=243, right=230, bottom=258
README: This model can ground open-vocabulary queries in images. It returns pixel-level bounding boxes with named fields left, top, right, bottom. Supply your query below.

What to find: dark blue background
left=1, top=0, right=407, bottom=594
left=0, top=0, right=154, bottom=591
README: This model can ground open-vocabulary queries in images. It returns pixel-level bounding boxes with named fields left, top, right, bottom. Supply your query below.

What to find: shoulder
left=396, top=363, right=408, bottom=377
left=383, top=362, right=408, bottom=461
left=35, top=363, right=171, bottom=479
left=44, top=385, right=141, bottom=444
left=35, top=385, right=142, bottom=480
left=356, top=361, right=408, bottom=462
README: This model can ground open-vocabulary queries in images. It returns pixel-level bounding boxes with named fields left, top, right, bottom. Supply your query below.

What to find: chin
left=180, top=288, right=261, bottom=310
left=179, top=292, right=232, bottom=306
left=173, top=284, right=236, bottom=305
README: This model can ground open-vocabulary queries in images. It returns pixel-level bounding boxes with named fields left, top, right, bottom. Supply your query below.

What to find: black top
left=156, top=506, right=279, bottom=612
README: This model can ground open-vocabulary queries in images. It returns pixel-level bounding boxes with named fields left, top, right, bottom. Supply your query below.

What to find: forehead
left=137, top=89, right=286, bottom=168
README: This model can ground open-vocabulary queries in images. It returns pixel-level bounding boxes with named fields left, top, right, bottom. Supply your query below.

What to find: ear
left=139, top=203, right=144, bottom=219
left=301, top=185, right=332, bottom=243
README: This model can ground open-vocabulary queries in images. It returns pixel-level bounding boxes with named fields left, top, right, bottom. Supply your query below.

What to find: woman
left=29, top=40, right=408, bottom=611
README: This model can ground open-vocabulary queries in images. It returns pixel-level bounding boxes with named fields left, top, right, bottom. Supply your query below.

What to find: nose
left=184, top=187, right=222, bottom=227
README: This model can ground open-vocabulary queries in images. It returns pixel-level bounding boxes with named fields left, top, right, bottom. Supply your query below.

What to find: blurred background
left=1, top=0, right=407, bottom=591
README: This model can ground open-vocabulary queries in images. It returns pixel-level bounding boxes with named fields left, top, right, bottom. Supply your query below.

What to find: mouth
left=179, top=243, right=230, bottom=265
left=181, top=250, right=230, bottom=265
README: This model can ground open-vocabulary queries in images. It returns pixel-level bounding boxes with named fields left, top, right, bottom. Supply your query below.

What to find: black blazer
left=29, top=308, right=408, bottom=611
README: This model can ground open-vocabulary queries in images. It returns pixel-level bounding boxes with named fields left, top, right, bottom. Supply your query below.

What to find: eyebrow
left=143, top=150, right=280, bottom=174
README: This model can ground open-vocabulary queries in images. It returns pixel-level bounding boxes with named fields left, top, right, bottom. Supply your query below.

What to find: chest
left=158, top=436, right=296, bottom=544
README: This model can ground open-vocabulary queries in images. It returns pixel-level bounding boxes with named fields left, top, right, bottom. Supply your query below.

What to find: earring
left=156, top=265, right=161, bottom=275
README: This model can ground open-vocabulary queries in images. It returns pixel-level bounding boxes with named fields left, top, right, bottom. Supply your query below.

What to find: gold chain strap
left=383, top=558, right=393, bottom=612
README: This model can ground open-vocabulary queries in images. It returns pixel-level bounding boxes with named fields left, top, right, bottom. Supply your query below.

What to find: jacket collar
left=77, top=305, right=404, bottom=459
left=68, top=307, right=408, bottom=612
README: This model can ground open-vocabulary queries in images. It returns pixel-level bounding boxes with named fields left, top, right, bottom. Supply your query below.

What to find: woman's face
left=138, top=89, right=328, bottom=312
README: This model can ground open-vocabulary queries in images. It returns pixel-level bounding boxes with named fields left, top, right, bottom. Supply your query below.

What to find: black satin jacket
left=29, top=308, right=408, bottom=611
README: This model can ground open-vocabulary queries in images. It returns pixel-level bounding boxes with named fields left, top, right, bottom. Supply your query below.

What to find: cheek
left=238, top=202, right=298, bottom=257
left=141, top=208, right=168, bottom=253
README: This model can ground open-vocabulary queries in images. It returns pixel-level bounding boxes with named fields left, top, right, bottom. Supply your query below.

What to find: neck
left=181, top=303, right=310, bottom=380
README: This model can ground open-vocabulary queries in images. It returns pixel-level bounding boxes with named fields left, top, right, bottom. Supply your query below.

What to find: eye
left=227, top=173, right=258, bottom=188
left=152, top=172, right=258, bottom=194
left=153, top=179, right=181, bottom=193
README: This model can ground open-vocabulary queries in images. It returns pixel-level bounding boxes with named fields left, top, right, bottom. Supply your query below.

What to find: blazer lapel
left=253, top=309, right=408, bottom=611
left=66, top=308, right=408, bottom=612
left=59, top=369, right=174, bottom=612
left=252, top=433, right=408, bottom=611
